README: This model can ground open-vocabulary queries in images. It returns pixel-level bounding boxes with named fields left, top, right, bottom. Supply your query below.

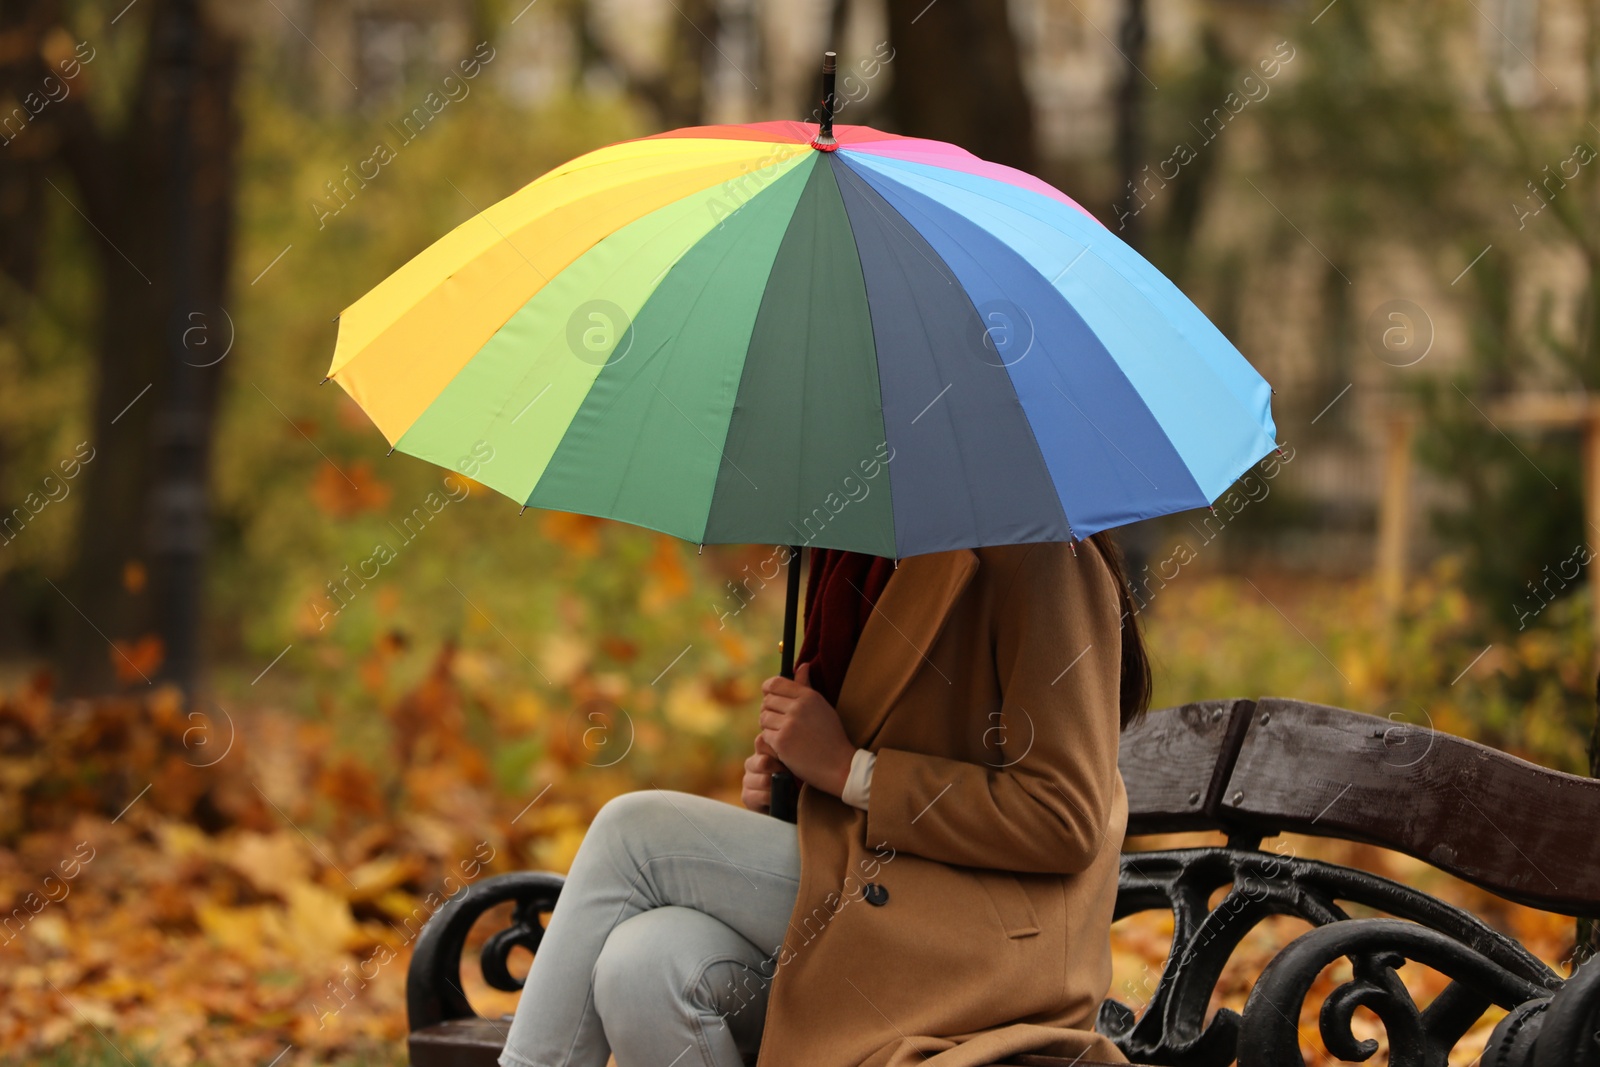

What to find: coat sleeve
left=863, top=540, right=1126, bottom=875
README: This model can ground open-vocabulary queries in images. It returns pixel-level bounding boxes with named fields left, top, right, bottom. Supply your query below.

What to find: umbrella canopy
left=327, top=120, right=1277, bottom=558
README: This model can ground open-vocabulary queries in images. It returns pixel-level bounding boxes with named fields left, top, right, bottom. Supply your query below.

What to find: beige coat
left=756, top=539, right=1130, bottom=1067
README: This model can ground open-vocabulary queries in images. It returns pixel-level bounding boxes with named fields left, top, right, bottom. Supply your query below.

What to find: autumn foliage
left=0, top=652, right=617, bottom=1064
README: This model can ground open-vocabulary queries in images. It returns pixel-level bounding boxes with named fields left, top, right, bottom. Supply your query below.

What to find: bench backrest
left=1120, top=698, right=1600, bottom=917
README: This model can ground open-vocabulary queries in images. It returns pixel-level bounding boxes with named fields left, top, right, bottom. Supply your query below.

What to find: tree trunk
left=883, top=0, right=1036, bottom=173
left=0, top=0, right=240, bottom=695
left=576, top=0, right=720, bottom=130
left=1112, top=0, right=1147, bottom=249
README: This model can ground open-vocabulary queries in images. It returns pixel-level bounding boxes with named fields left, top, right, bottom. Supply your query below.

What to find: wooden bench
left=404, top=698, right=1600, bottom=1066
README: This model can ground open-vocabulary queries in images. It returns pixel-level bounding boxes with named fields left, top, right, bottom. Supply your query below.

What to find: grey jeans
left=499, top=789, right=802, bottom=1067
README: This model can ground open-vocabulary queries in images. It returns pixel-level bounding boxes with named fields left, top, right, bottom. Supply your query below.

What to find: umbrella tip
left=1070, top=539, right=1078, bottom=556
left=519, top=506, right=528, bottom=515
left=813, top=51, right=839, bottom=149
left=319, top=376, right=330, bottom=385
left=387, top=447, right=395, bottom=456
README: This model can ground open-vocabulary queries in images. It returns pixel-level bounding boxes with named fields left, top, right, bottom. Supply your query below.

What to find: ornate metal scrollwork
left=1235, top=918, right=1553, bottom=1067
left=1101, top=848, right=1562, bottom=1067
left=1484, top=950, right=1600, bottom=1067
left=406, top=871, right=566, bottom=1031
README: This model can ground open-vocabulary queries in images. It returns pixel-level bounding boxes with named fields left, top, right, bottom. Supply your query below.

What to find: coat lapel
left=835, top=548, right=979, bottom=745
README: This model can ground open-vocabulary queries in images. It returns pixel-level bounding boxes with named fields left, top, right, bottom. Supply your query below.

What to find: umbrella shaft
left=818, top=52, right=838, bottom=143
left=770, top=544, right=803, bottom=822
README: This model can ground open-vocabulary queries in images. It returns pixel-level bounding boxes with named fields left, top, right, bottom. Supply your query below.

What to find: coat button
left=863, top=882, right=889, bottom=906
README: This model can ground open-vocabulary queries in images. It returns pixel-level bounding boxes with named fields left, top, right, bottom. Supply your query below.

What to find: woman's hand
left=741, top=733, right=780, bottom=812
left=758, top=663, right=856, bottom=798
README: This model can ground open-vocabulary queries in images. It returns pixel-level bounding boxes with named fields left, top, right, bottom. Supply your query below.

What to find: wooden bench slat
left=1120, top=698, right=1253, bottom=834
left=1218, top=698, right=1600, bottom=916
left=410, top=1017, right=510, bottom=1067
left=406, top=1018, right=1156, bottom=1067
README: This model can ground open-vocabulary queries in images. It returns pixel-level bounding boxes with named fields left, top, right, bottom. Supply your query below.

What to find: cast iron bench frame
left=404, top=698, right=1600, bottom=1067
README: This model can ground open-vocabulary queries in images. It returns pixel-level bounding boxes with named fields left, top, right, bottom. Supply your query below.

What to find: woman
left=500, top=533, right=1144, bottom=1067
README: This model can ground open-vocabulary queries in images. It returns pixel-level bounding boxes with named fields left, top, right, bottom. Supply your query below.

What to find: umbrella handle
left=769, top=544, right=804, bottom=823
left=769, top=769, right=799, bottom=822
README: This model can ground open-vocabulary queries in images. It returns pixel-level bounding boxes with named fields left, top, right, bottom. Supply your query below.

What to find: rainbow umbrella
left=327, top=60, right=1277, bottom=817
left=326, top=125, right=1276, bottom=559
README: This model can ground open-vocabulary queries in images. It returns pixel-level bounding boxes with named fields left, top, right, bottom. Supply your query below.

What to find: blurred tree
left=564, top=0, right=726, bottom=129
left=1243, top=0, right=1591, bottom=623
left=1141, top=27, right=1233, bottom=289
left=1422, top=8, right=1599, bottom=629
left=882, top=0, right=1035, bottom=172
left=1106, top=0, right=1600, bottom=634
left=1488, top=74, right=1600, bottom=388
left=1252, top=0, right=1479, bottom=417
left=1112, top=0, right=1147, bottom=250
left=0, top=0, right=239, bottom=694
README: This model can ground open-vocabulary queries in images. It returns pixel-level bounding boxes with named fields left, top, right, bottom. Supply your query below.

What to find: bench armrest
left=407, top=870, right=566, bottom=1032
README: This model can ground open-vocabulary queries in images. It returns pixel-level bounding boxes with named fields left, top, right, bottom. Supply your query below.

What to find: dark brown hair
left=1087, top=530, right=1152, bottom=730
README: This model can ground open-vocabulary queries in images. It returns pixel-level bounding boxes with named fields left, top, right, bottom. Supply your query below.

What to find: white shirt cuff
left=841, top=748, right=876, bottom=810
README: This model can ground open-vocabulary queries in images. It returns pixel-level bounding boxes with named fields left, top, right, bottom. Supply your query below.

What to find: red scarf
left=793, top=547, right=897, bottom=707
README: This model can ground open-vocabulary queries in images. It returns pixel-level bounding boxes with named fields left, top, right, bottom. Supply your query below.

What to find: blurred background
left=2, top=0, right=1598, bottom=1063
